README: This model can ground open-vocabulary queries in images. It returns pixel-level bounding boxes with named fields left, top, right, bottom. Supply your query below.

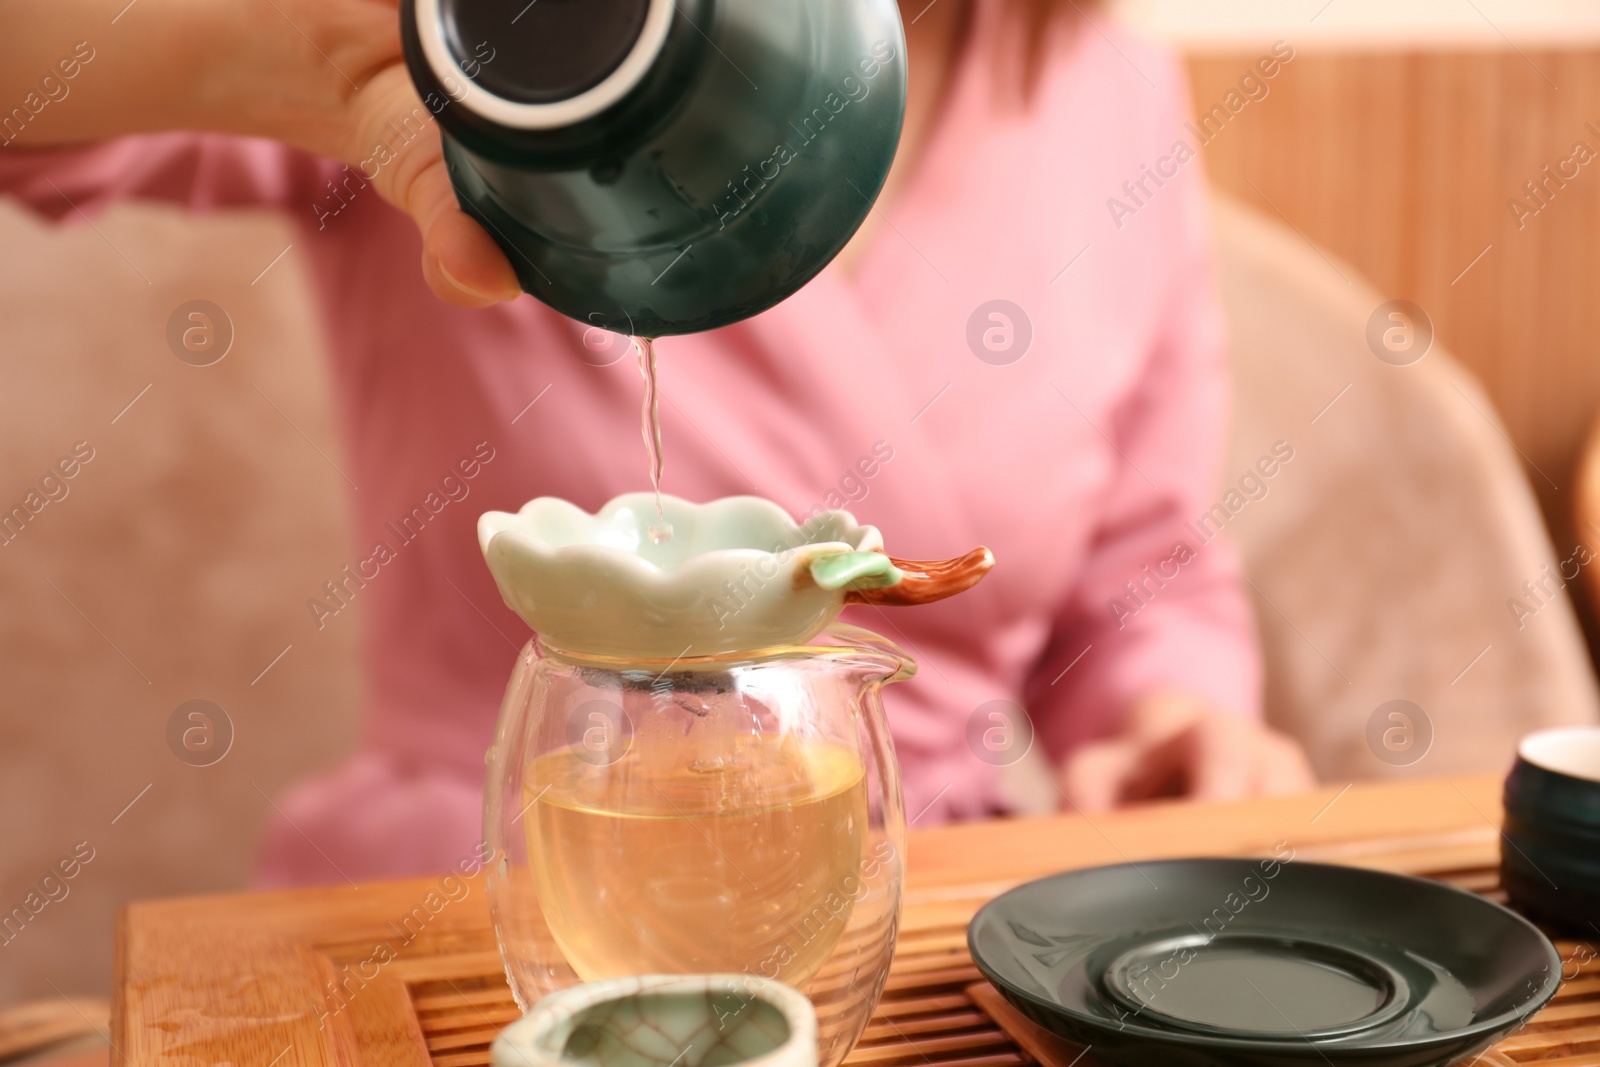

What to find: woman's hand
left=311, top=5, right=521, bottom=306
left=1058, top=691, right=1316, bottom=813
left=3, top=0, right=520, bottom=306
left=252, top=0, right=520, bottom=305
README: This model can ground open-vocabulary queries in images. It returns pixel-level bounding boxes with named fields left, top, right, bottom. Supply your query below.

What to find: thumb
left=349, top=70, right=521, bottom=306
left=411, top=160, right=524, bottom=306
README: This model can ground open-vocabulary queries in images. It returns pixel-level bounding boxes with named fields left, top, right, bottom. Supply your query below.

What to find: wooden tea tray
left=113, top=775, right=1599, bottom=1067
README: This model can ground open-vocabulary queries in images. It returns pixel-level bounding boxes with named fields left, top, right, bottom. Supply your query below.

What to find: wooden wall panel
left=1188, top=51, right=1600, bottom=560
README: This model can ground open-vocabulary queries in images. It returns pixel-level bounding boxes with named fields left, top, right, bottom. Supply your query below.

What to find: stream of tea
left=632, top=336, right=672, bottom=543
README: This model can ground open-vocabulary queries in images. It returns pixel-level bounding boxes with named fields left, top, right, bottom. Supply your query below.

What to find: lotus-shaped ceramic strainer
left=477, top=493, right=993, bottom=658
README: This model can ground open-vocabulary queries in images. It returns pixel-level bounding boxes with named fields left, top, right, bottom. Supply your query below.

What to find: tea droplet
left=647, top=521, right=673, bottom=544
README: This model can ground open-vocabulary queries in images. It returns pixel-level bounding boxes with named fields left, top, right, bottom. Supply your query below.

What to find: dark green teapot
left=402, top=0, right=907, bottom=336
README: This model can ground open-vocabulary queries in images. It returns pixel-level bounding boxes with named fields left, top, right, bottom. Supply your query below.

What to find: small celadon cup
left=1502, top=725, right=1600, bottom=933
left=490, top=975, right=817, bottom=1067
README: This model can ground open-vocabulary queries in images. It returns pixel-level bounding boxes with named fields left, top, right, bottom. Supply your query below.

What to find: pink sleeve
left=0, top=132, right=340, bottom=223
left=1026, top=166, right=1262, bottom=759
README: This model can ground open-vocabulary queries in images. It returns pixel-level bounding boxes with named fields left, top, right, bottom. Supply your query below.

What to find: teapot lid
left=478, top=493, right=992, bottom=660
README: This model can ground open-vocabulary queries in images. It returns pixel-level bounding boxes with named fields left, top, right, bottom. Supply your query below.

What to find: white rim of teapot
left=416, top=0, right=675, bottom=131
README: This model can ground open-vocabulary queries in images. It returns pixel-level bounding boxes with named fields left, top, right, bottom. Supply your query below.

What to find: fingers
left=1257, top=729, right=1318, bottom=796
left=1059, top=697, right=1203, bottom=812
left=1183, top=714, right=1257, bottom=803
left=347, top=67, right=522, bottom=306
left=1168, top=714, right=1316, bottom=803
left=1058, top=695, right=1319, bottom=814
left=1058, top=739, right=1144, bottom=814
left=1116, top=727, right=1193, bottom=802
left=411, top=159, right=523, bottom=306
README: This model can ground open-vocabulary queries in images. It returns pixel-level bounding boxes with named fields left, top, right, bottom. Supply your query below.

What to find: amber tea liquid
left=524, top=735, right=867, bottom=986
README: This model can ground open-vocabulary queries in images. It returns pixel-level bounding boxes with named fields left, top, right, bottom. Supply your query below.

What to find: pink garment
left=1, top=9, right=1259, bottom=886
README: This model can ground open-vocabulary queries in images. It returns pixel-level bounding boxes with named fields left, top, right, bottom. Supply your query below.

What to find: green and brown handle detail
left=805, top=547, right=995, bottom=606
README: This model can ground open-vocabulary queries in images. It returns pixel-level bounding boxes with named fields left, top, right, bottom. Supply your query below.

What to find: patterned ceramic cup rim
left=490, top=975, right=818, bottom=1067
left=1518, top=726, right=1600, bottom=784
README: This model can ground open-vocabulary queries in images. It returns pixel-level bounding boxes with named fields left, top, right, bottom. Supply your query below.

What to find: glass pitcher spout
left=805, top=622, right=916, bottom=685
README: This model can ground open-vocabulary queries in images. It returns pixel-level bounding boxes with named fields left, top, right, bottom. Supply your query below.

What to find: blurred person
left=0, top=0, right=1314, bottom=885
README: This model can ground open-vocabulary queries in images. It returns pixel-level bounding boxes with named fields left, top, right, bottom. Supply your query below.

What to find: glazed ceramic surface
left=478, top=494, right=901, bottom=658
left=491, top=975, right=816, bottom=1067
left=1502, top=725, right=1600, bottom=933
left=968, top=859, right=1560, bottom=1067
left=402, top=0, right=906, bottom=335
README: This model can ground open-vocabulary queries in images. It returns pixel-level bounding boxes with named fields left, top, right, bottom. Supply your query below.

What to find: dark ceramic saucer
left=968, top=859, right=1560, bottom=1067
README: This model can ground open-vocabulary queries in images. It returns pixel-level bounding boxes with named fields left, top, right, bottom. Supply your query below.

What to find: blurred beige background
left=0, top=199, right=360, bottom=1001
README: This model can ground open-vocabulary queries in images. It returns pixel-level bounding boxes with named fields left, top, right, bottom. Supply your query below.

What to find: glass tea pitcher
left=478, top=494, right=993, bottom=1067
left=483, top=625, right=911, bottom=1067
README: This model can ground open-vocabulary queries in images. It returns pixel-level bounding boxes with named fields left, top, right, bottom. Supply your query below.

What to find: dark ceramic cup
left=1502, top=725, right=1600, bottom=934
